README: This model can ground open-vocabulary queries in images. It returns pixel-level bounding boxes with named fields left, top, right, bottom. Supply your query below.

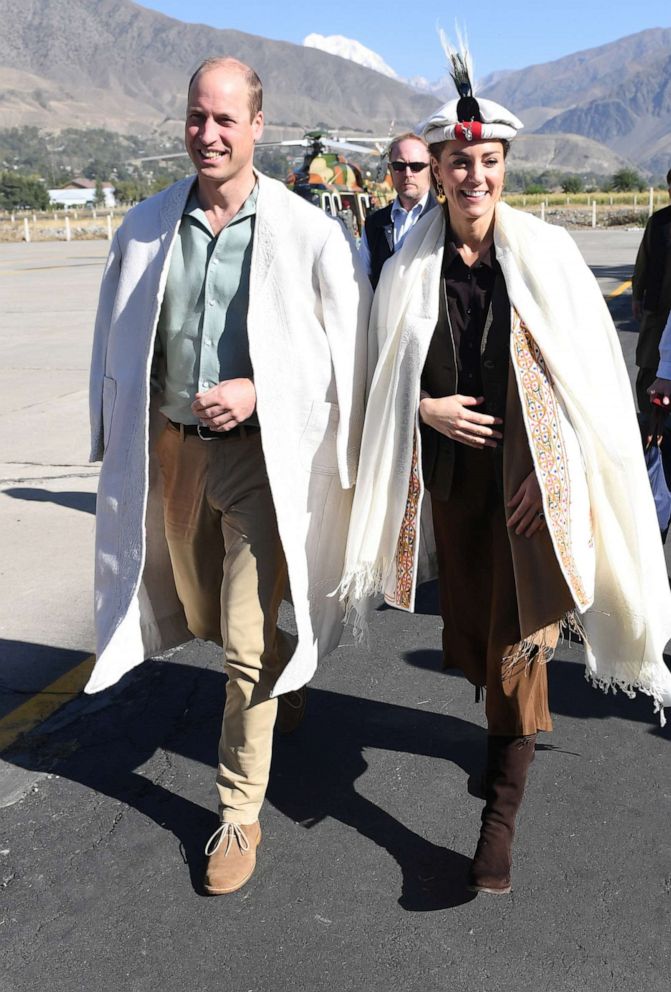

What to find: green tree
left=0, top=172, right=49, bottom=210
left=94, top=179, right=105, bottom=206
left=610, top=168, right=645, bottom=192
left=562, top=175, right=584, bottom=194
left=114, top=179, right=146, bottom=205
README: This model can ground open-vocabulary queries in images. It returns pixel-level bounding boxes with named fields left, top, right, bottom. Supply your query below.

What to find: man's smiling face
left=185, top=66, right=264, bottom=189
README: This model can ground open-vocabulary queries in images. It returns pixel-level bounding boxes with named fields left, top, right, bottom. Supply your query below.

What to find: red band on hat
left=455, top=121, right=483, bottom=142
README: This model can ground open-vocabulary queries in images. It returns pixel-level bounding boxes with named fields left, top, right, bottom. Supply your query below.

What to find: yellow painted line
left=0, top=655, right=95, bottom=753
left=607, top=279, right=632, bottom=299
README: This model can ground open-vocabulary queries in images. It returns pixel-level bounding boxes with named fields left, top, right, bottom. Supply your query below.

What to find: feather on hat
left=418, top=29, right=523, bottom=144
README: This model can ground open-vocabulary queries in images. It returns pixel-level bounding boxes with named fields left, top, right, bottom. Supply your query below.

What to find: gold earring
left=435, top=179, right=446, bottom=205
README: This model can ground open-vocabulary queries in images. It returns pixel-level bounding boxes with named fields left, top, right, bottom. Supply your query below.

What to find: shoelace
left=204, top=822, right=251, bottom=857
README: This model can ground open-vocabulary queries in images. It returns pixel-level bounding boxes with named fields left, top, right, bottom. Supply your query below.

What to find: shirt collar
left=391, top=191, right=430, bottom=220
left=184, top=181, right=259, bottom=234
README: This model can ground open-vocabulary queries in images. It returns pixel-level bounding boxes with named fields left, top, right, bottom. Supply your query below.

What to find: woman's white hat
left=418, top=33, right=523, bottom=144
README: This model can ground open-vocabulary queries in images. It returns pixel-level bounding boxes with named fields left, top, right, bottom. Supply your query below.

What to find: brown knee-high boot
left=468, top=734, right=536, bottom=894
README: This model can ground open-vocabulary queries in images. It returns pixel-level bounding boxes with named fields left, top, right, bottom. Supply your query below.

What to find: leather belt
left=168, top=419, right=260, bottom=441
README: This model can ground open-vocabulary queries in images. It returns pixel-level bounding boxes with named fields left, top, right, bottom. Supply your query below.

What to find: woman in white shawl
left=340, top=49, right=671, bottom=895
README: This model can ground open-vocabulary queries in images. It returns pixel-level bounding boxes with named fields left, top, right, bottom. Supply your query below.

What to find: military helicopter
left=132, top=128, right=395, bottom=236
left=257, top=130, right=394, bottom=237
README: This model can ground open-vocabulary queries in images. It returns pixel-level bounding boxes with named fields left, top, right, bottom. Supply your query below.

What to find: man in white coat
left=88, top=57, right=371, bottom=894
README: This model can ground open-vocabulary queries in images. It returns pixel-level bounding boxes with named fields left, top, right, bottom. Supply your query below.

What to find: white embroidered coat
left=87, top=173, right=372, bottom=695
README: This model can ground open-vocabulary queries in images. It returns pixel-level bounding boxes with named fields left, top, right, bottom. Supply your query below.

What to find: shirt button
left=466, top=307, right=472, bottom=315
left=212, top=259, right=219, bottom=266
left=208, top=299, right=215, bottom=307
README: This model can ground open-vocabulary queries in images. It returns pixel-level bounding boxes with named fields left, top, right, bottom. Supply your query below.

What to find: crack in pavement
left=1, top=469, right=98, bottom=487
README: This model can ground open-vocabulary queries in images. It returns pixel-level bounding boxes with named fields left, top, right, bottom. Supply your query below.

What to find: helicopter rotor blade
left=320, top=139, right=382, bottom=156
left=256, top=139, right=312, bottom=149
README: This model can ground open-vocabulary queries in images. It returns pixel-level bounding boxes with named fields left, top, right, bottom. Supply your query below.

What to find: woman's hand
left=507, top=470, right=545, bottom=538
left=419, top=393, right=502, bottom=449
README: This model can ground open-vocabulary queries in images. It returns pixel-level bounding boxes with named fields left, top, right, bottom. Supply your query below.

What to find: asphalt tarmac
left=1, top=228, right=669, bottom=992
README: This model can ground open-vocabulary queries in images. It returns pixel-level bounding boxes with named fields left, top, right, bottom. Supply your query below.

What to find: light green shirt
left=157, top=182, right=258, bottom=425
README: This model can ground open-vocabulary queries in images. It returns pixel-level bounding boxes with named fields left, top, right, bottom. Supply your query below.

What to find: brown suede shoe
left=276, top=686, right=308, bottom=735
left=203, top=821, right=261, bottom=895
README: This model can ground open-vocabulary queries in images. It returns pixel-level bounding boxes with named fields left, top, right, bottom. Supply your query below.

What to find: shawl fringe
left=339, top=563, right=388, bottom=644
left=503, top=609, right=590, bottom=671
left=584, top=670, right=668, bottom=728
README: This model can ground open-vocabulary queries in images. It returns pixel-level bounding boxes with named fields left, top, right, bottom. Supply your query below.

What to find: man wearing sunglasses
left=359, top=132, right=435, bottom=288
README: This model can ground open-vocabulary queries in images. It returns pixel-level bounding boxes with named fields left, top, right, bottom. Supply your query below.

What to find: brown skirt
left=432, top=441, right=557, bottom=736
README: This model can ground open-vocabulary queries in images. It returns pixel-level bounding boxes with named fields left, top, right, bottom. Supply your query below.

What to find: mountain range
left=0, top=0, right=669, bottom=177
left=480, top=27, right=671, bottom=175
left=0, top=0, right=436, bottom=140
left=303, top=27, right=671, bottom=177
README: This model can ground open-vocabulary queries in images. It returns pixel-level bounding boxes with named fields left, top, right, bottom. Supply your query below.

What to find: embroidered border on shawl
left=394, top=434, right=421, bottom=609
left=511, top=312, right=589, bottom=608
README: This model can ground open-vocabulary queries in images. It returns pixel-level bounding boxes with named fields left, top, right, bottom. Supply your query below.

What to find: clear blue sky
left=135, top=0, right=670, bottom=80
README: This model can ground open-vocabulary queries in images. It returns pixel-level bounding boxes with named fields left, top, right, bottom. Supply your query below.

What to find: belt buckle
left=196, top=423, right=217, bottom=441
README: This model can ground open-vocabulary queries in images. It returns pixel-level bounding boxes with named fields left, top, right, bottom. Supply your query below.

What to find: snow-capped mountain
left=302, top=33, right=451, bottom=98
left=303, top=33, right=399, bottom=79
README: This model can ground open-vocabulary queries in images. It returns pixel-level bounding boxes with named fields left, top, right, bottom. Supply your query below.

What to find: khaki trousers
left=157, top=423, right=290, bottom=825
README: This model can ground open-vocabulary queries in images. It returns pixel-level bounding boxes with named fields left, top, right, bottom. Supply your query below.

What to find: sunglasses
left=390, top=161, right=430, bottom=173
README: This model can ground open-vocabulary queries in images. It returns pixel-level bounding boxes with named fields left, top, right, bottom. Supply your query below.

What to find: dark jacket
left=420, top=266, right=511, bottom=501
left=364, top=194, right=436, bottom=289
left=632, top=203, right=671, bottom=369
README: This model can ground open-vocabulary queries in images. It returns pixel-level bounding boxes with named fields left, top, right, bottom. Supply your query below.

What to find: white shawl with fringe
left=341, top=201, right=671, bottom=719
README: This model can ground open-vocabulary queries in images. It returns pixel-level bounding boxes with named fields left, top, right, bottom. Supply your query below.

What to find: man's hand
left=648, top=377, right=671, bottom=408
left=419, top=393, right=502, bottom=449
left=507, top=470, right=545, bottom=538
left=191, top=378, right=256, bottom=431
left=632, top=299, right=643, bottom=322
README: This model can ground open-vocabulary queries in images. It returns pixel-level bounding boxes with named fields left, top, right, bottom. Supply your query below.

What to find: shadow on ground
left=3, top=625, right=667, bottom=912
left=3, top=658, right=479, bottom=911
left=3, top=488, right=96, bottom=514
left=0, top=640, right=93, bottom=719
left=403, top=646, right=671, bottom=734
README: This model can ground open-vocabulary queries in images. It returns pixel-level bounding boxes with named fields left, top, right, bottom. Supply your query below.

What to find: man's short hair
left=188, top=57, right=263, bottom=119
left=667, top=168, right=671, bottom=187
left=388, top=132, right=430, bottom=161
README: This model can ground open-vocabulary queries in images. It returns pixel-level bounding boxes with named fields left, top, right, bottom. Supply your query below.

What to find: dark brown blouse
left=442, top=238, right=497, bottom=397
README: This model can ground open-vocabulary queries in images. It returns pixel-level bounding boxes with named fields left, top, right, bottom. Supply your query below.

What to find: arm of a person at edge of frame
left=631, top=219, right=650, bottom=320
left=357, top=226, right=373, bottom=282
left=648, top=312, right=671, bottom=405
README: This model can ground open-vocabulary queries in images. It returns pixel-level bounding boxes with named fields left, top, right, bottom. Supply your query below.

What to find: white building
left=48, top=178, right=116, bottom=208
